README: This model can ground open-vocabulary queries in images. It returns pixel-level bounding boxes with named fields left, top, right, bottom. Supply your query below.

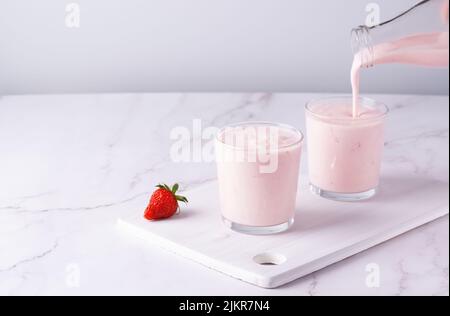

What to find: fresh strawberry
left=144, top=183, right=188, bottom=220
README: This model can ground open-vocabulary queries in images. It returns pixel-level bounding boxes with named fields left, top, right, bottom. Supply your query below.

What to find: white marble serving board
left=117, top=167, right=449, bottom=289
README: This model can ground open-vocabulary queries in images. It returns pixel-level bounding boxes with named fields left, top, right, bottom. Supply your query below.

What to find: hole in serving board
left=253, top=253, right=287, bottom=266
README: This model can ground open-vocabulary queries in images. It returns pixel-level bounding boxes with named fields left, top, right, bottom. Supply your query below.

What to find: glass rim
left=305, top=96, right=389, bottom=122
left=215, top=121, right=304, bottom=150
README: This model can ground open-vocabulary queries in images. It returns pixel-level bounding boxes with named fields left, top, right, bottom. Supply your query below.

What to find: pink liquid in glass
left=215, top=122, right=303, bottom=233
left=351, top=31, right=449, bottom=116
left=306, top=98, right=388, bottom=198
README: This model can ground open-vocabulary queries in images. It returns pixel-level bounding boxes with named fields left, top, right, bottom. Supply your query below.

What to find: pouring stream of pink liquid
left=351, top=31, right=449, bottom=118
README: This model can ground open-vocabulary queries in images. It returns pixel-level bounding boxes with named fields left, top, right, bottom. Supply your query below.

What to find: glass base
left=222, top=216, right=294, bottom=235
left=310, top=183, right=377, bottom=202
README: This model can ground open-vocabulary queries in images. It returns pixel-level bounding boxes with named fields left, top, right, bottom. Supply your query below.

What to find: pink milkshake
left=308, top=0, right=450, bottom=202
left=306, top=97, right=388, bottom=201
left=351, top=0, right=449, bottom=116
left=215, top=122, right=303, bottom=234
left=351, top=31, right=449, bottom=116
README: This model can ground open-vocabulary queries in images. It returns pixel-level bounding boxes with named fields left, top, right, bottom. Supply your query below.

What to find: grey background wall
left=0, top=0, right=448, bottom=95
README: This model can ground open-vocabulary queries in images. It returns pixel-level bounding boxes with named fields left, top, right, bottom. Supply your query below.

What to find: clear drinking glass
left=305, top=97, right=389, bottom=201
left=215, top=122, right=304, bottom=235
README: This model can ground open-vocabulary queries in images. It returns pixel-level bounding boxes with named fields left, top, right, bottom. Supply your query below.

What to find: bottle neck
left=351, top=26, right=374, bottom=68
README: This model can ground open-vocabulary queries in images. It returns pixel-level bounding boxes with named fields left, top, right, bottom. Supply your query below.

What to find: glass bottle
left=351, top=0, right=449, bottom=68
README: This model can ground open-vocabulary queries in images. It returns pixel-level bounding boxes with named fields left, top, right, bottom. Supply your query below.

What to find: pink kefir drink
left=306, top=0, right=449, bottom=201
left=351, top=0, right=449, bottom=116
left=306, top=97, right=388, bottom=201
left=215, top=122, right=303, bottom=235
left=351, top=31, right=449, bottom=116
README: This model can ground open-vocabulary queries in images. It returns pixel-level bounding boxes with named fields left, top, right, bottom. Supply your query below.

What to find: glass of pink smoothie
left=305, top=97, right=389, bottom=201
left=215, top=122, right=304, bottom=235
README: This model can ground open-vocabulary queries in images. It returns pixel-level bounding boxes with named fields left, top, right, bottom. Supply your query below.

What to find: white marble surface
left=0, top=93, right=448, bottom=296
